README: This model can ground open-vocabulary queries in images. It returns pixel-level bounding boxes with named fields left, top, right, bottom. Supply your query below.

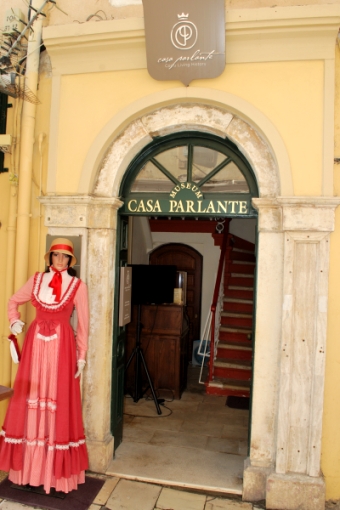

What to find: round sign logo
left=171, top=20, right=198, bottom=50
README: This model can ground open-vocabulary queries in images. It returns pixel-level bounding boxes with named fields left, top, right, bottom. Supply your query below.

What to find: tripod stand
left=125, top=304, right=162, bottom=415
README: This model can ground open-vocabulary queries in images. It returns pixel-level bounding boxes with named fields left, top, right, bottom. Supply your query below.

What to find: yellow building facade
left=0, top=1, right=340, bottom=508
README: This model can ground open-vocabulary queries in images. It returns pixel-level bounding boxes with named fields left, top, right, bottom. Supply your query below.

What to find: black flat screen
left=129, top=264, right=177, bottom=305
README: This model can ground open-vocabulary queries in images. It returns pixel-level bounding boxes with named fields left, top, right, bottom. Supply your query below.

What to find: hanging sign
left=142, top=0, right=226, bottom=86
left=122, top=183, right=251, bottom=217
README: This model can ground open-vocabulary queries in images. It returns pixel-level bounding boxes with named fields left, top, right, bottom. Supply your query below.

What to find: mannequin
left=0, top=238, right=89, bottom=493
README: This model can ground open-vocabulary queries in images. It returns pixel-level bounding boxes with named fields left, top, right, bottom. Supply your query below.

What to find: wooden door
left=149, top=243, right=203, bottom=359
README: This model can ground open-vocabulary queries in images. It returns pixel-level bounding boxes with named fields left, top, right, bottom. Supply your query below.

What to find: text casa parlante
left=142, top=0, right=226, bottom=86
left=122, top=183, right=251, bottom=216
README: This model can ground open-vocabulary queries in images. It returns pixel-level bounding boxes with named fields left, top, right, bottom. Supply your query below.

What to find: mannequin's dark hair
left=45, top=252, right=77, bottom=276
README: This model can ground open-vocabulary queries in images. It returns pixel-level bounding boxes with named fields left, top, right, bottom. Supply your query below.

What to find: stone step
left=230, top=272, right=254, bottom=278
left=220, top=326, right=252, bottom=335
left=224, top=297, right=254, bottom=305
left=220, top=315, right=253, bottom=329
left=215, top=358, right=252, bottom=370
left=206, top=378, right=251, bottom=397
left=218, top=342, right=252, bottom=352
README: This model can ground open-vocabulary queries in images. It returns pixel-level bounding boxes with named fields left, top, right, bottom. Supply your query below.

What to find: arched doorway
left=42, top=101, right=285, bottom=484
left=110, top=131, right=259, bottom=494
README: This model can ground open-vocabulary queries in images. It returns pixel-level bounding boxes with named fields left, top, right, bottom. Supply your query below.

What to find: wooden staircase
left=206, top=235, right=255, bottom=397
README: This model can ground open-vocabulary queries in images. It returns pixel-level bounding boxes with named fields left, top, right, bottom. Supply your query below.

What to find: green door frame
left=111, top=131, right=259, bottom=450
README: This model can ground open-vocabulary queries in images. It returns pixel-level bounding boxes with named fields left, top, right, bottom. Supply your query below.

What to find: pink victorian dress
left=0, top=269, right=89, bottom=493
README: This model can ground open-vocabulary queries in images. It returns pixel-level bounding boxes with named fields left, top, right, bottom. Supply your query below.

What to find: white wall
left=230, top=218, right=257, bottom=244
left=131, top=216, right=152, bottom=264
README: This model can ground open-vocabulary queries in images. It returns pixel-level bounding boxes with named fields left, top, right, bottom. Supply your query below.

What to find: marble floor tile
left=202, top=395, right=226, bottom=404
left=221, top=424, right=249, bottom=440
left=123, top=414, right=135, bottom=424
left=238, top=440, right=248, bottom=456
left=107, top=442, right=244, bottom=494
left=205, top=436, right=240, bottom=455
left=162, top=399, right=200, bottom=411
left=150, top=429, right=208, bottom=450
left=207, top=413, right=248, bottom=427
left=123, top=423, right=156, bottom=443
left=117, top=370, right=250, bottom=498
left=180, top=418, right=224, bottom=438
left=165, top=409, right=209, bottom=423
left=124, top=398, right=162, bottom=418
left=180, top=392, right=205, bottom=403
left=132, top=416, right=184, bottom=431
left=197, top=403, right=244, bottom=415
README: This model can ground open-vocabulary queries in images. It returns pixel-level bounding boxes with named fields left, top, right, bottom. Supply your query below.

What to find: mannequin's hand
left=75, top=359, right=86, bottom=378
left=10, top=320, right=25, bottom=335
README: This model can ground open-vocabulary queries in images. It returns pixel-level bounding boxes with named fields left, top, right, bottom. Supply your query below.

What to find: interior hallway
left=106, top=366, right=249, bottom=495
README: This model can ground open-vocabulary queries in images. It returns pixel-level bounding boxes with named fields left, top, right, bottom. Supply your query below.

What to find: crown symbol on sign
left=177, top=13, right=189, bottom=19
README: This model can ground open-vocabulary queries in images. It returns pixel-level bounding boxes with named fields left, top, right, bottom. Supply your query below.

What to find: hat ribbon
left=50, top=243, right=74, bottom=254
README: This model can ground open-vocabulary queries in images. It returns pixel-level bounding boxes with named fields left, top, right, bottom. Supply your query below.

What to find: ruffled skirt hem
left=8, top=468, right=86, bottom=494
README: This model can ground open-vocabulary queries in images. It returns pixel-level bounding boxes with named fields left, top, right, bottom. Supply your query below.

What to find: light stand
left=125, top=304, right=162, bottom=415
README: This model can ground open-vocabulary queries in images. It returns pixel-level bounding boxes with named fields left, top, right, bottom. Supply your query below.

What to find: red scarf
left=49, top=266, right=67, bottom=302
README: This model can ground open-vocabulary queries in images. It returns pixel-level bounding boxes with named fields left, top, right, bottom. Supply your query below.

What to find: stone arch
left=78, top=88, right=292, bottom=198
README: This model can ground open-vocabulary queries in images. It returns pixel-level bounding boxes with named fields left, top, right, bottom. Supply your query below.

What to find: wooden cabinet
left=125, top=304, right=189, bottom=399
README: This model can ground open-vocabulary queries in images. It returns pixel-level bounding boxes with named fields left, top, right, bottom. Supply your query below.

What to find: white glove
left=9, top=340, right=19, bottom=364
left=10, top=320, right=25, bottom=335
left=75, top=359, right=86, bottom=378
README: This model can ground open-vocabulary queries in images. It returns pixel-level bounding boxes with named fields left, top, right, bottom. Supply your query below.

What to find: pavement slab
left=205, top=498, right=253, bottom=510
left=156, top=487, right=206, bottom=510
left=0, top=502, right=36, bottom=510
left=105, top=479, right=162, bottom=510
left=93, top=476, right=120, bottom=506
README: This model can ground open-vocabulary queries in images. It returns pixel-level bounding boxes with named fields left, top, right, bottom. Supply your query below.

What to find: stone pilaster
left=244, top=197, right=340, bottom=510
left=243, top=198, right=283, bottom=502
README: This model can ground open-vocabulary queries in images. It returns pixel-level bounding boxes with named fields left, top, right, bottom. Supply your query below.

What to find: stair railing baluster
left=209, top=227, right=229, bottom=384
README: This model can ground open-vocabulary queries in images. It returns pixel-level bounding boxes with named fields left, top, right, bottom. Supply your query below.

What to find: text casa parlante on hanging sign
left=142, top=0, right=226, bottom=86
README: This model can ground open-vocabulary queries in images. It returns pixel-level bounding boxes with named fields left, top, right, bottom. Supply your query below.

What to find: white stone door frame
left=40, top=103, right=339, bottom=510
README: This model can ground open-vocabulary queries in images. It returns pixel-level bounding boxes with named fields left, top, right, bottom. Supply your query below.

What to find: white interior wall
left=131, top=217, right=152, bottom=264
left=230, top=218, right=257, bottom=243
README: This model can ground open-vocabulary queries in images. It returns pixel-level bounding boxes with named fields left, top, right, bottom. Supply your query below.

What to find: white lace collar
left=32, top=272, right=79, bottom=311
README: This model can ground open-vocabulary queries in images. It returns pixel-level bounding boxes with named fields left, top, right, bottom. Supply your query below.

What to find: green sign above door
left=121, top=182, right=252, bottom=216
